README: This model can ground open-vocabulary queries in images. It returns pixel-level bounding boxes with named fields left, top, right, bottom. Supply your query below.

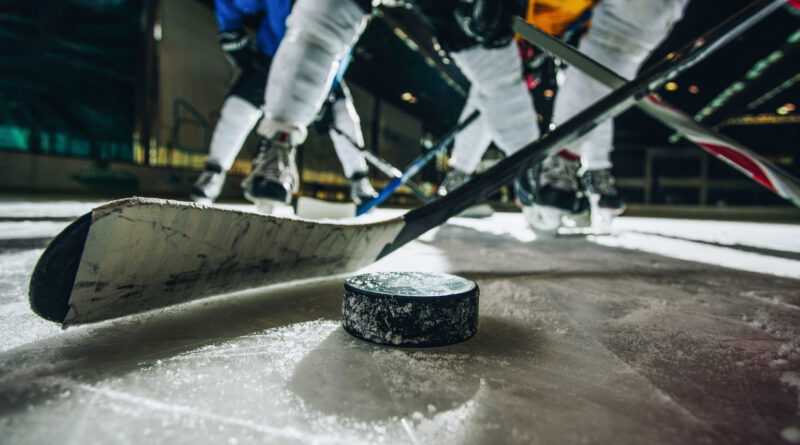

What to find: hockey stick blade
left=512, top=3, right=800, bottom=207
left=29, top=198, right=406, bottom=325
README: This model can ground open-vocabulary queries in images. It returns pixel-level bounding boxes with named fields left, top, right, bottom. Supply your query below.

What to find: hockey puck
left=342, top=272, right=479, bottom=347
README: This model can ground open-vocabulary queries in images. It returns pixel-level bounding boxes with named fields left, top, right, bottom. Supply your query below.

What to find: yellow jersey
left=523, top=0, right=594, bottom=38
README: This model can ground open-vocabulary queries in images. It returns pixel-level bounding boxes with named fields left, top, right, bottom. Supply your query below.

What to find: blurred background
left=0, top=0, right=798, bottom=219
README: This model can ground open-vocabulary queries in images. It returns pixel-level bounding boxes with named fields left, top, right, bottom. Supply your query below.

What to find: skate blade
left=521, top=205, right=564, bottom=238
left=588, top=195, right=625, bottom=235
left=295, top=196, right=356, bottom=220
left=561, top=208, right=591, bottom=229
left=254, top=200, right=277, bottom=214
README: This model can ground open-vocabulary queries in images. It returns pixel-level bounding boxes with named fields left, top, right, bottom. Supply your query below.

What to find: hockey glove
left=218, top=28, right=252, bottom=68
left=454, top=0, right=514, bottom=48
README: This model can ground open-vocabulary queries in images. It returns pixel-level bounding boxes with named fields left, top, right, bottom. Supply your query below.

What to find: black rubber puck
left=342, top=272, right=479, bottom=347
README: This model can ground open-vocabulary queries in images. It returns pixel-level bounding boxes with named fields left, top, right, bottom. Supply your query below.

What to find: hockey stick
left=29, top=0, right=765, bottom=325
left=356, top=109, right=481, bottom=215
left=511, top=2, right=800, bottom=207
left=379, top=0, right=784, bottom=254
left=328, top=124, right=433, bottom=203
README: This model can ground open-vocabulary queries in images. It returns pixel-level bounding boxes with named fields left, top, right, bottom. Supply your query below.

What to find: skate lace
left=252, top=143, right=293, bottom=181
left=582, top=169, right=618, bottom=196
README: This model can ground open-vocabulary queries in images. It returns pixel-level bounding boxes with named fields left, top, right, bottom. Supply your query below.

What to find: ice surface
left=1, top=200, right=800, bottom=443
left=0, top=198, right=103, bottom=218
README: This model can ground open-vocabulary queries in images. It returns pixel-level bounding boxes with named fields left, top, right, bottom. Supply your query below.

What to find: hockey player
left=243, top=0, right=540, bottom=212
left=439, top=0, right=689, bottom=233
left=439, top=0, right=593, bottom=198
left=191, top=0, right=378, bottom=210
left=517, top=0, right=691, bottom=232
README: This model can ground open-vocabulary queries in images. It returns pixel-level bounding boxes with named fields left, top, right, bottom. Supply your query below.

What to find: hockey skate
left=349, top=171, right=378, bottom=207
left=437, top=168, right=494, bottom=218
left=242, top=132, right=298, bottom=214
left=437, top=168, right=471, bottom=197
left=582, top=168, right=625, bottom=233
left=190, top=162, right=226, bottom=204
left=514, top=151, right=589, bottom=237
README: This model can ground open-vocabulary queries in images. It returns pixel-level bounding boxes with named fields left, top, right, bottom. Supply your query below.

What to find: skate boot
left=349, top=171, right=378, bottom=208
left=437, top=168, right=471, bottom=197
left=241, top=132, right=298, bottom=214
left=581, top=168, right=626, bottom=233
left=190, top=162, right=226, bottom=204
left=514, top=150, right=589, bottom=236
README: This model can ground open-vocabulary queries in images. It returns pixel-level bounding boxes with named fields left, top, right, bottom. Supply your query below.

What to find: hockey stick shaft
left=512, top=2, right=800, bottom=207
left=328, top=124, right=433, bottom=202
left=379, top=0, right=781, bottom=256
left=357, top=109, right=481, bottom=215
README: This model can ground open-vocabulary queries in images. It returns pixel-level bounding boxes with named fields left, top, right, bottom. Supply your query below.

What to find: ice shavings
left=782, top=372, right=800, bottom=390
left=478, top=280, right=569, bottom=335
left=0, top=249, right=62, bottom=352
left=744, top=305, right=800, bottom=436
left=783, top=426, right=800, bottom=444
left=742, top=290, right=800, bottom=311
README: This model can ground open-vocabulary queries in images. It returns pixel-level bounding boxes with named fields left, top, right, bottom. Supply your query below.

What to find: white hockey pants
left=207, top=95, right=263, bottom=170
left=553, top=0, right=690, bottom=170
left=449, top=41, right=539, bottom=173
left=257, top=0, right=368, bottom=145
left=329, top=94, right=369, bottom=178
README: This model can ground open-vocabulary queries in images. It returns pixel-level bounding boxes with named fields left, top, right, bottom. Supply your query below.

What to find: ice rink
left=2, top=198, right=800, bottom=444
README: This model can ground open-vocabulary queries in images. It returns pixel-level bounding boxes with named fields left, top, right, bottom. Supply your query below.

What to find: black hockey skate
left=190, top=162, right=226, bottom=204
left=514, top=150, right=589, bottom=236
left=348, top=171, right=378, bottom=208
left=437, top=168, right=471, bottom=197
left=241, top=132, right=298, bottom=214
left=438, top=167, right=495, bottom=218
left=581, top=168, right=625, bottom=232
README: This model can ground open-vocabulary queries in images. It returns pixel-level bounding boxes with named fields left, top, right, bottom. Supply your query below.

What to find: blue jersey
left=214, top=0, right=291, bottom=57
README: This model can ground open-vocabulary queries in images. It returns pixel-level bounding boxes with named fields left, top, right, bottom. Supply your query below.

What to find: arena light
left=401, top=92, right=418, bottom=103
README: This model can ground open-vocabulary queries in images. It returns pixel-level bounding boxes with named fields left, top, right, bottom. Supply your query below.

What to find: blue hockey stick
left=357, top=109, right=481, bottom=215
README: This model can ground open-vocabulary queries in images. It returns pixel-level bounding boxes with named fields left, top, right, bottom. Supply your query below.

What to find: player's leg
left=243, top=0, right=369, bottom=211
left=440, top=94, right=492, bottom=197
left=192, top=57, right=267, bottom=203
left=553, top=0, right=690, bottom=221
left=328, top=82, right=378, bottom=206
left=450, top=41, right=540, bottom=158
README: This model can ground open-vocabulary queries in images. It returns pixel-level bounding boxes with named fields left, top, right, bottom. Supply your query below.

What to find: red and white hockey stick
left=512, top=3, right=800, bottom=207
